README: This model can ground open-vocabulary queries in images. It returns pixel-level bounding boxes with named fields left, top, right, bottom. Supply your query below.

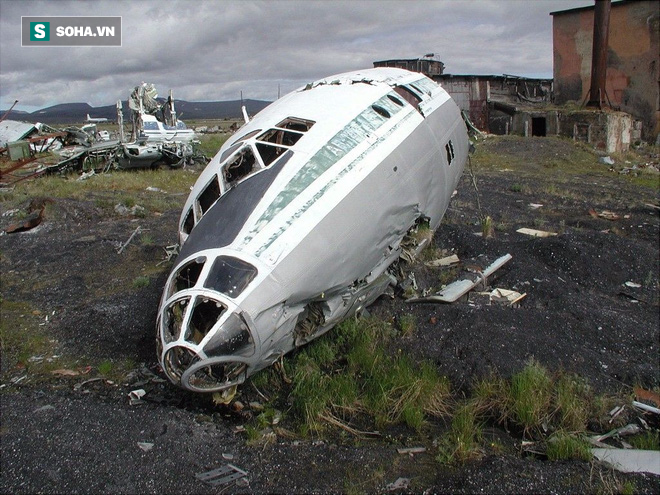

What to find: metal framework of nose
left=158, top=289, right=255, bottom=392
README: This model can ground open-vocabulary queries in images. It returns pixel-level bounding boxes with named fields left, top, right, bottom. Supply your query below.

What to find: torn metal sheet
left=592, top=448, right=660, bottom=475
left=632, top=401, right=660, bottom=415
left=408, top=254, right=512, bottom=303
left=425, top=254, right=460, bottom=267
left=0, top=120, right=37, bottom=148
left=516, top=228, right=557, bottom=238
left=195, top=464, right=247, bottom=486
left=156, top=68, right=469, bottom=393
left=490, top=288, right=527, bottom=306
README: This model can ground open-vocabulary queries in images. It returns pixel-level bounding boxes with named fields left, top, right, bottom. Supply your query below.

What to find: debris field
left=0, top=135, right=658, bottom=493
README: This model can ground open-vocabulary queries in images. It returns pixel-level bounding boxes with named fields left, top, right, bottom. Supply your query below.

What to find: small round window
left=372, top=105, right=390, bottom=118
left=387, top=95, right=404, bottom=106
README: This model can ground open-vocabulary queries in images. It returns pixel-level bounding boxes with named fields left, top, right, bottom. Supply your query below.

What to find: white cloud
left=0, top=0, right=594, bottom=111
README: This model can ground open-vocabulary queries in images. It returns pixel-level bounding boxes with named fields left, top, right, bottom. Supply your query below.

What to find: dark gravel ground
left=1, top=136, right=659, bottom=493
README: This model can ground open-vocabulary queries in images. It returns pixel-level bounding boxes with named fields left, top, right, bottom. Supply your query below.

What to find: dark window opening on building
left=532, top=117, right=547, bottom=137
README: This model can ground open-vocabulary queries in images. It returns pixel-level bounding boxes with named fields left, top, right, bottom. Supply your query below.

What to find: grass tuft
left=286, top=317, right=451, bottom=435
left=507, top=360, right=553, bottom=436
left=628, top=430, right=660, bottom=451
left=546, top=432, right=592, bottom=461
left=436, top=404, right=483, bottom=464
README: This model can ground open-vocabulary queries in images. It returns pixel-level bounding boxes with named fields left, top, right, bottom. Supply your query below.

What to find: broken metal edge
left=407, top=253, right=512, bottom=303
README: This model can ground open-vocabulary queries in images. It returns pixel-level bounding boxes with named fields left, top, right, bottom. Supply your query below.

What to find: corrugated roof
left=0, top=120, right=37, bottom=147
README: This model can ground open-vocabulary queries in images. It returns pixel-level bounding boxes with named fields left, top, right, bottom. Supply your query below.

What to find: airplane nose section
left=157, top=292, right=255, bottom=392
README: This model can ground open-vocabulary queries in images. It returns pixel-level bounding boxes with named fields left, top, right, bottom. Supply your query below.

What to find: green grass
left=507, top=360, right=553, bottom=435
left=546, top=432, right=592, bottom=461
left=436, top=404, right=483, bottom=464
left=196, top=133, right=230, bottom=158
left=628, top=430, right=660, bottom=450
left=258, top=316, right=451, bottom=436
left=132, top=276, right=150, bottom=288
left=472, top=136, right=659, bottom=191
left=0, top=167, right=200, bottom=217
left=0, top=300, right=57, bottom=374
left=398, top=314, right=416, bottom=337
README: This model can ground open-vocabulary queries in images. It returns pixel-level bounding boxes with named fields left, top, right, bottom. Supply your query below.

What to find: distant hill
left=0, top=99, right=272, bottom=124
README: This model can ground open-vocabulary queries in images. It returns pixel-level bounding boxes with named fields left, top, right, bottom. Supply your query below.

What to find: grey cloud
left=0, top=0, right=593, bottom=111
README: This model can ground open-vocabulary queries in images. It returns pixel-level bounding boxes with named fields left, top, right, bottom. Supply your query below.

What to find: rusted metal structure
left=373, top=57, right=444, bottom=77
left=586, top=0, right=612, bottom=108
left=551, top=0, right=660, bottom=143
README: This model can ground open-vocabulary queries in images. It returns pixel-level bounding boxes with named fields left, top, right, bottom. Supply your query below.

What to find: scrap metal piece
left=632, top=401, right=660, bottom=415
left=592, top=448, right=660, bottom=475
left=408, top=254, right=512, bottom=303
left=195, top=464, right=247, bottom=486
left=425, top=254, right=460, bottom=267
left=516, top=228, right=557, bottom=238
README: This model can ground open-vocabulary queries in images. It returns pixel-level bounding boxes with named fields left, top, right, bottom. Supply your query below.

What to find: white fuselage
left=140, top=114, right=196, bottom=143
left=157, top=68, right=468, bottom=392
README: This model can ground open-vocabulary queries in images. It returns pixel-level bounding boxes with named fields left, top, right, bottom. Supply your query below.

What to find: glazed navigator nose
left=158, top=291, right=255, bottom=392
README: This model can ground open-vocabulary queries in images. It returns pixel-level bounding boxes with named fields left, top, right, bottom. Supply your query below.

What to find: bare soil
left=1, top=136, right=659, bottom=494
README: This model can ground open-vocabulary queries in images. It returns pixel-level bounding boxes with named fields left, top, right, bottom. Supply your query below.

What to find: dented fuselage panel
left=157, top=68, right=468, bottom=392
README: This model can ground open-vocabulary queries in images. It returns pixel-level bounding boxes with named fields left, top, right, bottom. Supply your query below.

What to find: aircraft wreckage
left=157, top=68, right=469, bottom=393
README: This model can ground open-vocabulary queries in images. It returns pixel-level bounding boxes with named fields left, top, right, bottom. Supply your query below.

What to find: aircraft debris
left=408, top=254, right=512, bottom=303
left=117, top=226, right=143, bottom=254
left=624, top=281, right=642, bottom=288
left=490, top=288, right=527, bottom=306
left=425, top=254, right=460, bottom=267
left=632, top=401, right=660, bottom=415
left=528, top=203, right=543, bottom=209
left=19, top=84, right=201, bottom=179
left=157, top=68, right=469, bottom=393
left=51, top=369, right=80, bottom=377
left=137, top=442, right=154, bottom=452
left=516, top=228, right=557, bottom=238
left=592, top=424, right=641, bottom=443
left=609, top=405, right=625, bottom=423
left=195, top=464, right=248, bottom=487
left=591, top=448, right=660, bottom=475
left=128, top=389, right=147, bottom=405
left=73, top=377, right=106, bottom=391
left=4, top=198, right=52, bottom=234
left=387, top=477, right=411, bottom=491
left=589, top=209, right=621, bottom=220
left=33, top=405, right=56, bottom=413
left=397, top=446, right=426, bottom=455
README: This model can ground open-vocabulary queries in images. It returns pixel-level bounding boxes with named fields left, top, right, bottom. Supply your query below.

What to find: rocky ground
left=1, top=136, right=658, bottom=493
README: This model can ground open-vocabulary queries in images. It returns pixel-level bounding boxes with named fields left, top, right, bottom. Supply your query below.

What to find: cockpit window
left=394, top=86, right=422, bottom=113
left=276, top=117, right=315, bottom=132
left=204, top=256, right=258, bottom=298
left=218, top=142, right=243, bottom=163
left=413, top=78, right=439, bottom=95
left=256, top=143, right=287, bottom=166
left=223, top=146, right=258, bottom=186
left=172, top=257, right=206, bottom=295
left=229, top=129, right=262, bottom=146
left=258, top=128, right=303, bottom=147
left=197, top=175, right=221, bottom=215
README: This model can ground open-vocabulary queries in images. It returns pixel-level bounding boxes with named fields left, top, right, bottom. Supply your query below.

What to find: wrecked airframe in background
left=54, top=83, right=197, bottom=173
left=157, top=68, right=469, bottom=393
left=0, top=84, right=199, bottom=182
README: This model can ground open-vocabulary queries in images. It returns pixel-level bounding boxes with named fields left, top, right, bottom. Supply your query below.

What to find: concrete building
left=551, top=0, right=660, bottom=143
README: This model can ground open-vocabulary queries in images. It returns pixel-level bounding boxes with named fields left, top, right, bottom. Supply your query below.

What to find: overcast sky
left=0, top=0, right=594, bottom=112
